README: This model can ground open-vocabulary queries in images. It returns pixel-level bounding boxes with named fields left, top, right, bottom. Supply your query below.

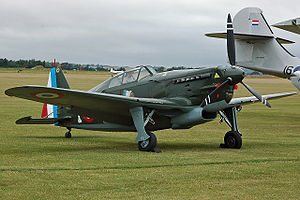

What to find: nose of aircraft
left=217, top=66, right=245, bottom=83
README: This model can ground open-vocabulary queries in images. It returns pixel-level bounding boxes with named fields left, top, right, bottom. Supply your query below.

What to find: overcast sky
left=0, top=0, right=299, bottom=67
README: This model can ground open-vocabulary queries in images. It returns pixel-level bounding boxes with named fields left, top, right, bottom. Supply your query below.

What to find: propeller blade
left=241, top=81, right=271, bottom=108
left=225, top=14, right=271, bottom=108
left=227, top=13, right=236, bottom=66
left=200, top=78, right=232, bottom=107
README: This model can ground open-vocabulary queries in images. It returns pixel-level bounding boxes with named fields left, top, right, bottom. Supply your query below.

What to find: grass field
left=0, top=70, right=299, bottom=199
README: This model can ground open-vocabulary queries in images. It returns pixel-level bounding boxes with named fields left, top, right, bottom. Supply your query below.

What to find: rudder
left=41, top=61, right=70, bottom=119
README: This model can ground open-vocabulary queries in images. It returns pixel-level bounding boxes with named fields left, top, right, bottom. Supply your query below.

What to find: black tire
left=65, top=131, right=72, bottom=138
left=224, top=131, right=242, bottom=149
left=138, top=132, right=157, bottom=151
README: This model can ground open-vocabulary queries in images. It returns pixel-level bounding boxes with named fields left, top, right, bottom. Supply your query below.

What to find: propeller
left=227, top=14, right=235, bottom=66
left=226, top=14, right=271, bottom=108
left=200, top=77, right=232, bottom=107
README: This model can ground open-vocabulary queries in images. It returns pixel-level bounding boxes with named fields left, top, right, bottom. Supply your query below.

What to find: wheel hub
left=227, top=136, right=236, bottom=147
left=140, top=139, right=150, bottom=148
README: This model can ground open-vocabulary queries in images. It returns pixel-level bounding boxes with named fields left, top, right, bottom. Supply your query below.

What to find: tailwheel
left=220, top=131, right=242, bottom=149
left=65, top=131, right=72, bottom=138
left=138, top=132, right=161, bottom=153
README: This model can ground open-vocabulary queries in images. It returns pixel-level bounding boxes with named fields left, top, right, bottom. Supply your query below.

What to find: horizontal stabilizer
left=16, top=116, right=71, bottom=124
left=273, top=18, right=300, bottom=35
left=205, top=32, right=295, bottom=44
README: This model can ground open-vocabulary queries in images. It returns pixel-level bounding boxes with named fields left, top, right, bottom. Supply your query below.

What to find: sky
left=0, top=0, right=299, bottom=67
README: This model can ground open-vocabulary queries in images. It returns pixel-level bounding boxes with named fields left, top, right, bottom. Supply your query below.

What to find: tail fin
left=206, top=7, right=300, bottom=79
left=233, top=7, right=273, bottom=37
left=41, top=61, right=70, bottom=118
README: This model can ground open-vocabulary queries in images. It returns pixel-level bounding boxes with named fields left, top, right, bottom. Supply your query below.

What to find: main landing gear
left=130, top=107, right=161, bottom=153
left=219, top=107, right=242, bottom=149
left=138, top=132, right=161, bottom=153
left=220, top=131, right=242, bottom=149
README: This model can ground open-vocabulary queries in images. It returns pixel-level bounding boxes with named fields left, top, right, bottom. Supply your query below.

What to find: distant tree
left=117, top=67, right=126, bottom=71
left=154, top=67, right=165, bottom=73
left=167, top=66, right=186, bottom=71
left=0, top=58, right=8, bottom=67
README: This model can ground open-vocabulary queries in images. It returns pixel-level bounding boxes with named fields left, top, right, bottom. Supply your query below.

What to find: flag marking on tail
left=252, top=20, right=259, bottom=26
left=41, top=67, right=59, bottom=118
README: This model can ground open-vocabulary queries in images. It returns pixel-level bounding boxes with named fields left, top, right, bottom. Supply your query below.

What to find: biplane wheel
left=222, top=131, right=242, bottom=149
left=65, top=131, right=72, bottom=138
left=138, top=132, right=157, bottom=152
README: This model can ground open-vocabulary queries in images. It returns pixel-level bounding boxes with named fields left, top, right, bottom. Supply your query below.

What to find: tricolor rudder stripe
left=41, top=67, right=58, bottom=118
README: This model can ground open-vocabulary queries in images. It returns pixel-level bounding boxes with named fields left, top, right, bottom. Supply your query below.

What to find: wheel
left=65, top=131, right=72, bottom=138
left=223, top=131, right=242, bottom=149
left=138, top=132, right=157, bottom=151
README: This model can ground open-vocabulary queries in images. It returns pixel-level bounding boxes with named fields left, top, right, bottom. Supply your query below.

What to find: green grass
left=0, top=72, right=299, bottom=199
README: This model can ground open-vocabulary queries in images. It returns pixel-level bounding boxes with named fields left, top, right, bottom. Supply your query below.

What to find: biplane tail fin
left=41, top=60, right=70, bottom=119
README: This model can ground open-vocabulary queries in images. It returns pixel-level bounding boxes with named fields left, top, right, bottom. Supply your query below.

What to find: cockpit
left=89, top=66, right=157, bottom=93
left=108, top=66, right=156, bottom=88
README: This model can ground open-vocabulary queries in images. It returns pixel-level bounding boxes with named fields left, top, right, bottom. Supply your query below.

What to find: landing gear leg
left=219, top=107, right=242, bottom=149
left=130, top=107, right=161, bottom=153
left=65, top=128, right=72, bottom=138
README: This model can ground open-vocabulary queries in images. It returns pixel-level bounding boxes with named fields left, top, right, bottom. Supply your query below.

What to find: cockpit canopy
left=109, top=66, right=156, bottom=88
left=90, top=66, right=157, bottom=93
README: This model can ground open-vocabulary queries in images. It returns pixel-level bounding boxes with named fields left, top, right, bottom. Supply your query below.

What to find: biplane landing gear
left=65, top=128, right=72, bottom=138
left=219, top=107, right=242, bottom=149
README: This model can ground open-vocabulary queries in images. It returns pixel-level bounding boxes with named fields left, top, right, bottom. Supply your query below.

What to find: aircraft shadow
left=20, top=136, right=220, bottom=152
left=159, top=143, right=219, bottom=150
left=22, top=135, right=100, bottom=139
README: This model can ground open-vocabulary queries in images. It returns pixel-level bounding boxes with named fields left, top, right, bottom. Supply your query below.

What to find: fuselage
left=64, top=66, right=245, bottom=131
left=91, top=66, right=243, bottom=106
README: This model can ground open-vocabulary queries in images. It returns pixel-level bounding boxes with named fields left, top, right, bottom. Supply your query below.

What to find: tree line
left=0, top=58, right=110, bottom=71
left=0, top=58, right=49, bottom=68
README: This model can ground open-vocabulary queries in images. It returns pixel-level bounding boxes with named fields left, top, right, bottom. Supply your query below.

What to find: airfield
left=0, top=69, right=299, bottom=199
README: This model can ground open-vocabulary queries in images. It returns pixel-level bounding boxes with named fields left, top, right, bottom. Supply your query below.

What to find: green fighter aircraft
left=5, top=14, right=297, bottom=153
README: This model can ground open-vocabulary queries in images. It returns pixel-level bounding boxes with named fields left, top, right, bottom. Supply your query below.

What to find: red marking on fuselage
left=83, top=117, right=94, bottom=123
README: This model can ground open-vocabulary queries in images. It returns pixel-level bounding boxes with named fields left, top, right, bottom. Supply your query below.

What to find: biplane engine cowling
left=171, top=107, right=217, bottom=129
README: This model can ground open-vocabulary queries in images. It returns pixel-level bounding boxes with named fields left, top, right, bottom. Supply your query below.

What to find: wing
left=203, top=92, right=297, bottom=113
left=229, top=92, right=297, bottom=106
left=5, top=86, right=184, bottom=117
